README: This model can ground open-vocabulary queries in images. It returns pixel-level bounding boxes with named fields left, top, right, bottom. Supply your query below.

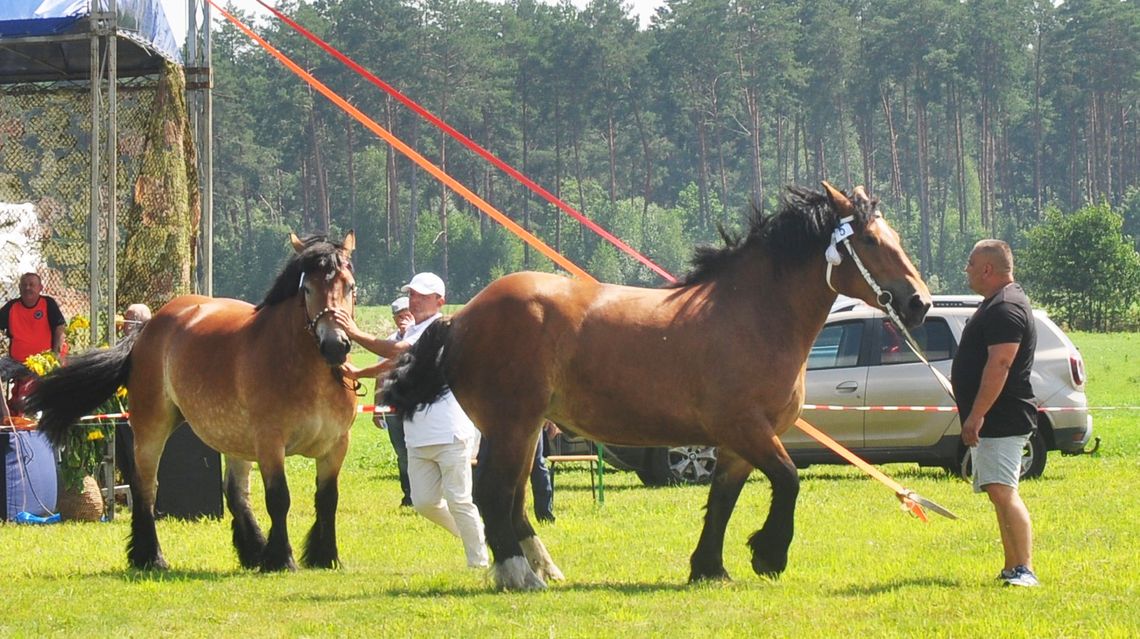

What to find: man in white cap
left=336, top=273, right=488, bottom=568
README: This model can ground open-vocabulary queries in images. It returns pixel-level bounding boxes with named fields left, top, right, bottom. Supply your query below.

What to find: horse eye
left=862, top=235, right=878, bottom=246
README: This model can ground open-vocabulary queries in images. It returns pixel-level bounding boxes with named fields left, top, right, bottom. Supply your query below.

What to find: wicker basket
left=57, top=475, right=104, bottom=522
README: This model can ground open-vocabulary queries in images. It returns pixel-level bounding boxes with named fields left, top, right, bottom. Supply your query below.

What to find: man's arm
left=960, top=341, right=1019, bottom=446
left=342, top=357, right=399, bottom=381
left=332, top=309, right=408, bottom=359
left=52, top=323, right=66, bottom=358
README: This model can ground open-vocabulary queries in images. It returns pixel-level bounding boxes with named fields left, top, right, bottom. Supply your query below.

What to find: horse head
left=290, top=231, right=357, bottom=366
left=821, top=182, right=931, bottom=328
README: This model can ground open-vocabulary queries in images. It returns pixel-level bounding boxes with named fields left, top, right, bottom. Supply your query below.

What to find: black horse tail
left=26, top=332, right=138, bottom=448
left=381, top=319, right=453, bottom=421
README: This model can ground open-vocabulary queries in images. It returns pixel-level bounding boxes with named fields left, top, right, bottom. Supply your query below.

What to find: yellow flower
left=86, top=429, right=105, bottom=442
left=115, top=386, right=128, bottom=401
left=67, top=315, right=90, bottom=332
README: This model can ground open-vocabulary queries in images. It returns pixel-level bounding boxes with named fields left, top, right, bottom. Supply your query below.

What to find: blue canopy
left=0, top=0, right=181, bottom=84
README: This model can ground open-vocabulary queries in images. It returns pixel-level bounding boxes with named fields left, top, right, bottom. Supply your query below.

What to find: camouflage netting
left=0, top=62, right=198, bottom=347
left=117, top=62, right=200, bottom=310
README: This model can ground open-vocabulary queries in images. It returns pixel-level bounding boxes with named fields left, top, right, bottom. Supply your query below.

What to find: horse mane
left=255, top=234, right=353, bottom=311
left=672, top=184, right=866, bottom=288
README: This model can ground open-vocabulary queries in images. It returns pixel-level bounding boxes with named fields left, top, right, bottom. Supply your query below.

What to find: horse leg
left=302, top=434, right=348, bottom=569
left=474, top=429, right=546, bottom=590
left=257, top=452, right=297, bottom=572
left=689, top=448, right=753, bottom=582
left=124, top=410, right=179, bottom=570
left=743, top=436, right=800, bottom=578
left=224, top=456, right=266, bottom=569
left=514, top=439, right=564, bottom=583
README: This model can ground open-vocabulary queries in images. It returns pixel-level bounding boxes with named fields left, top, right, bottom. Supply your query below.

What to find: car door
left=785, top=319, right=869, bottom=450
left=862, top=316, right=958, bottom=447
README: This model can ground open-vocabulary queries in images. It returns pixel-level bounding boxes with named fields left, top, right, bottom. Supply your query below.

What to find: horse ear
left=290, top=233, right=305, bottom=254
left=850, top=185, right=880, bottom=219
left=821, top=181, right=853, bottom=216
left=342, top=230, right=356, bottom=255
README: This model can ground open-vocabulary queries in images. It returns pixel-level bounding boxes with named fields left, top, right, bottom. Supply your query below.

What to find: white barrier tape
left=803, top=404, right=1139, bottom=413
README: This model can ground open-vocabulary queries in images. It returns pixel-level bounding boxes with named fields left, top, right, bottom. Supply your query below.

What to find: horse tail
left=381, top=319, right=452, bottom=421
left=26, top=332, right=138, bottom=448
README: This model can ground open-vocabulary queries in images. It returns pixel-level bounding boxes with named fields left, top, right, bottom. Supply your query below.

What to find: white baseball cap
left=390, top=296, right=410, bottom=314
left=401, top=272, right=445, bottom=298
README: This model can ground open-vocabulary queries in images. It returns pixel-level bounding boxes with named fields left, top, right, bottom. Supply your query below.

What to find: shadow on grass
left=370, top=578, right=754, bottom=598
left=832, top=576, right=962, bottom=596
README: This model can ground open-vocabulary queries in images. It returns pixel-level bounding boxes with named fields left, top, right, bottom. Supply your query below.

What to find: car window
left=808, top=321, right=864, bottom=370
left=878, top=317, right=955, bottom=365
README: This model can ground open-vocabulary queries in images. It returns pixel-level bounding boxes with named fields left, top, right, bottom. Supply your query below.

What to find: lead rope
left=826, top=217, right=956, bottom=402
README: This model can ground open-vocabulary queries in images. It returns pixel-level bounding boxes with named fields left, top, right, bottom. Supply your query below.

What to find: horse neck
left=255, top=297, right=324, bottom=364
left=724, top=248, right=837, bottom=356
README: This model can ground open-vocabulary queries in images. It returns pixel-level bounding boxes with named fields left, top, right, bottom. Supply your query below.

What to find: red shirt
left=1, top=296, right=65, bottom=362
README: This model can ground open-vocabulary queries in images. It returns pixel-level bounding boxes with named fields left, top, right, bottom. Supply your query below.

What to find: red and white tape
left=74, top=403, right=1133, bottom=422
left=803, top=404, right=1138, bottom=413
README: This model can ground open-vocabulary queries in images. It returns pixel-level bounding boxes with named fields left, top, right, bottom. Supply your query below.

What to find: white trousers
left=407, top=437, right=489, bottom=568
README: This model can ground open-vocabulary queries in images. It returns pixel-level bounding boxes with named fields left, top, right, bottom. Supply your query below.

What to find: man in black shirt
left=951, top=240, right=1039, bottom=587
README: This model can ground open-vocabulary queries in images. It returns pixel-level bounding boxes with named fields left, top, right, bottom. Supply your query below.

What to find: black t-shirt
left=950, top=283, right=1037, bottom=437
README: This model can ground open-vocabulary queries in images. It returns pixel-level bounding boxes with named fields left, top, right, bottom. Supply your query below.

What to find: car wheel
left=636, top=446, right=718, bottom=486
left=958, top=430, right=1047, bottom=481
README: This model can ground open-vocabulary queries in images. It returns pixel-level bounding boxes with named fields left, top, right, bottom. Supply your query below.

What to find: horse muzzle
left=317, top=328, right=352, bottom=366
left=883, top=283, right=932, bottom=329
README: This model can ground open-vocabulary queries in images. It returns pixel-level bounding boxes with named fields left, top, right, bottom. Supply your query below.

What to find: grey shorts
left=971, top=433, right=1030, bottom=493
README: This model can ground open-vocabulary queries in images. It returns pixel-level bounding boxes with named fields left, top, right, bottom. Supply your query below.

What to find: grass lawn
left=1, top=330, right=1136, bottom=637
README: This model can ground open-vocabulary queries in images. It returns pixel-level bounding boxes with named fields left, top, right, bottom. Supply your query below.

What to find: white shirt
left=402, top=313, right=479, bottom=448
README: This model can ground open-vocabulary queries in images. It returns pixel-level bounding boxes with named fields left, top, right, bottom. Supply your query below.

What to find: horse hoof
left=494, top=556, right=547, bottom=591
left=689, top=567, right=731, bottom=583
left=750, top=554, right=786, bottom=578
left=260, top=556, right=299, bottom=573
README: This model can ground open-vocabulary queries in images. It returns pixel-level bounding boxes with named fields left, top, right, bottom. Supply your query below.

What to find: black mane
left=673, top=184, right=862, bottom=287
left=255, top=235, right=353, bottom=310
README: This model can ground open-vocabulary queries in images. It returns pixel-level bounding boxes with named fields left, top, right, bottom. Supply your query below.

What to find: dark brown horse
left=30, top=233, right=358, bottom=572
left=384, top=184, right=931, bottom=590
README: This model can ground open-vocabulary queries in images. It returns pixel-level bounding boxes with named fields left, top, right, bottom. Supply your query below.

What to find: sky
left=160, top=0, right=667, bottom=45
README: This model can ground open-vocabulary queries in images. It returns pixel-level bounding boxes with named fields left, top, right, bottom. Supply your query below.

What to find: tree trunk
left=881, top=84, right=903, bottom=200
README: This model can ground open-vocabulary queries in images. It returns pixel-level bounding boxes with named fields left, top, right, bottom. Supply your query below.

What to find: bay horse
left=384, top=183, right=932, bottom=590
left=30, top=232, right=358, bottom=572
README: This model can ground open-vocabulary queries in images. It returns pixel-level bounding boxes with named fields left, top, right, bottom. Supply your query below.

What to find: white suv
left=785, top=295, right=1094, bottom=478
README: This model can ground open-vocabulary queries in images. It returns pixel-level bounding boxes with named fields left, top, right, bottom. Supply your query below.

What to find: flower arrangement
left=24, top=349, right=127, bottom=493
left=65, top=314, right=91, bottom=352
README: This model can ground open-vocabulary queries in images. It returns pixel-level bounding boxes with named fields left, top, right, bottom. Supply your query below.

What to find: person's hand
left=961, top=413, right=983, bottom=447
left=332, top=309, right=364, bottom=341
left=396, top=314, right=414, bottom=334
left=340, top=362, right=364, bottom=380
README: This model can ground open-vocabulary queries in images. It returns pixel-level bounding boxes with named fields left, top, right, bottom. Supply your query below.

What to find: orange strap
left=208, top=0, right=594, bottom=282
left=795, top=418, right=927, bottom=521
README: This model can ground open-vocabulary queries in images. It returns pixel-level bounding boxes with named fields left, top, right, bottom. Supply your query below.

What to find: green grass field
left=2, top=331, right=1136, bottom=637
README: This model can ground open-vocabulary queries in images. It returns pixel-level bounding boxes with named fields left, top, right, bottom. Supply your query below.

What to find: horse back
left=446, top=272, right=805, bottom=446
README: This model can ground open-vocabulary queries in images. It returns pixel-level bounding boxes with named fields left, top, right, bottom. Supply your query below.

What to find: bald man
left=952, top=240, right=1039, bottom=587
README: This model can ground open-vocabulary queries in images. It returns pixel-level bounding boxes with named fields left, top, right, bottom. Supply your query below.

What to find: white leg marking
left=493, top=555, right=547, bottom=591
